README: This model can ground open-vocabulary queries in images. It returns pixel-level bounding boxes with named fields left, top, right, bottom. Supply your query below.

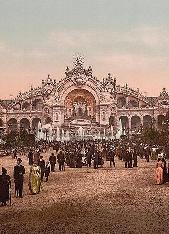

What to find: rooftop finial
left=73, top=54, right=84, bottom=67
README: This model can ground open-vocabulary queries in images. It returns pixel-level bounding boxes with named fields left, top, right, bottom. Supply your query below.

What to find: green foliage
left=141, top=127, right=160, bottom=145
left=4, top=129, right=35, bottom=148
left=141, top=125, right=169, bottom=146
left=4, top=130, right=19, bottom=148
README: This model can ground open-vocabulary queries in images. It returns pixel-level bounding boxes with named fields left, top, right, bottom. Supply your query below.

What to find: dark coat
left=45, top=165, right=50, bottom=177
left=86, top=149, right=93, bottom=164
left=0, top=174, right=11, bottom=203
left=38, top=159, right=46, bottom=171
left=94, top=150, right=99, bottom=163
left=57, top=151, right=65, bottom=165
left=28, top=151, right=33, bottom=165
left=49, top=155, right=56, bottom=165
left=108, top=150, right=115, bottom=161
left=123, top=150, right=128, bottom=162
left=14, top=165, right=25, bottom=182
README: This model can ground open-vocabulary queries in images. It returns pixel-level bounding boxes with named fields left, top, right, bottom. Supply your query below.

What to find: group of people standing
left=118, top=147, right=138, bottom=168
left=0, top=167, right=11, bottom=206
left=1, top=138, right=168, bottom=206
left=0, top=146, right=66, bottom=206
left=0, top=157, right=25, bottom=206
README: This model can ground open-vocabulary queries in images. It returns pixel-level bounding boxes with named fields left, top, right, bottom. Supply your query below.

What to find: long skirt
left=0, top=184, right=9, bottom=203
left=155, top=167, right=163, bottom=185
left=29, top=175, right=41, bottom=194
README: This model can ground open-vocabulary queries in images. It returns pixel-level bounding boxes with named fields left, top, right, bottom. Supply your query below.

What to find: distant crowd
left=0, top=139, right=169, bottom=206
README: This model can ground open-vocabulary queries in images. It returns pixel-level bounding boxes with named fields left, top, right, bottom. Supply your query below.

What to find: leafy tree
left=141, top=127, right=159, bottom=145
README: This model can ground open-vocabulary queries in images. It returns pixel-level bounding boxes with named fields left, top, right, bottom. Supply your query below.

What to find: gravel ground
left=0, top=151, right=169, bottom=234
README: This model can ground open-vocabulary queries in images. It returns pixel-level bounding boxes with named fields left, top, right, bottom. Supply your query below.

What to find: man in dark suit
left=28, top=149, right=33, bottom=165
left=86, top=145, right=94, bottom=168
left=108, top=147, right=115, bottom=167
left=93, top=148, right=99, bottom=169
left=57, top=149, right=65, bottom=171
left=49, top=153, right=56, bottom=172
left=14, top=158, right=25, bottom=198
left=128, top=148, right=133, bottom=168
left=38, top=156, right=45, bottom=181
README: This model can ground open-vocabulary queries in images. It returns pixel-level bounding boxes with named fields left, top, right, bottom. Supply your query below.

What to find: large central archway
left=64, top=89, right=96, bottom=119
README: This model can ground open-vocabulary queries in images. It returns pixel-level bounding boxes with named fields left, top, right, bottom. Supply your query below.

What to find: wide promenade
left=0, top=151, right=168, bottom=234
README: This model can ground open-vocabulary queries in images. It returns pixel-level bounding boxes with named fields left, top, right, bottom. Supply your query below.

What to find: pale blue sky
left=0, top=0, right=169, bottom=98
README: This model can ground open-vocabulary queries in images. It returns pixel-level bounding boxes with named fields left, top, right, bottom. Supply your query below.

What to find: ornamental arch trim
left=59, top=84, right=100, bottom=106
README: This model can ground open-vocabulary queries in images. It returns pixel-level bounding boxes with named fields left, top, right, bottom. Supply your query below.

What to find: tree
left=4, top=130, right=19, bottom=148
left=141, top=127, right=159, bottom=145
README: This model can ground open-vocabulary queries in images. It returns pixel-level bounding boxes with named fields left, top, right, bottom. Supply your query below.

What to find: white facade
left=0, top=58, right=169, bottom=139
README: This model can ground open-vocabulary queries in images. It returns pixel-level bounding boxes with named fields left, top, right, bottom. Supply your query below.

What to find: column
left=140, top=115, right=143, bottom=128
left=126, top=96, right=129, bottom=108
left=128, top=116, right=131, bottom=134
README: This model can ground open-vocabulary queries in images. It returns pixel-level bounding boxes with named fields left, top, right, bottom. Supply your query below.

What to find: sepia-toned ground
left=0, top=150, right=169, bottom=234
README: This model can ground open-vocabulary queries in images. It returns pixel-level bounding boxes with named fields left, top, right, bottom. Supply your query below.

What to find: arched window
left=119, top=116, right=129, bottom=131
left=32, top=118, right=41, bottom=131
left=32, top=99, right=43, bottom=111
left=157, top=115, right=165, bottom=129
left=20, top=118, right=30, bottom=130
left=117, top=97, right=126, bottom=108
left=128, top=99, right=139, bottom=108
left=22, top=102, right=31, bottom=111
left=7, top=118, right=18, bottom=132
left=131, top=116, right=141, bottom=131
left=143, top=115, right=152, bottom=128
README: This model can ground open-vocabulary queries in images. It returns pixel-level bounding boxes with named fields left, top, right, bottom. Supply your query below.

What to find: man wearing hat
left=14, top=158, right=25, bottom=198
left=49, top=153, right=56, bottom=172
left=38, top=155, right=45, bottom=181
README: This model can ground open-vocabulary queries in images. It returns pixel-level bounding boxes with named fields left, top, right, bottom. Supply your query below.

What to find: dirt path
left=0, top=154, right=169, bottom=234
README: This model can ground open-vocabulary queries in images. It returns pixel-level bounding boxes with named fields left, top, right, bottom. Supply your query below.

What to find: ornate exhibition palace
left=0, top=58, right=169, bottom=140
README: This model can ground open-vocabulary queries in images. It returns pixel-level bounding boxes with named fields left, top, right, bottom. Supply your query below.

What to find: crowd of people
left=0, top=144, right=66, bottom=206
left=0, top=138, right=168, bottom=206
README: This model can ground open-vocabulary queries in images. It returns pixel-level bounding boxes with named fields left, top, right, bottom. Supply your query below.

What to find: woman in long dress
left=155, top=158, right=164, bottom=185
left=29, top=164, right=41, bottom=194
left=0, top=167, right=11, bottom=206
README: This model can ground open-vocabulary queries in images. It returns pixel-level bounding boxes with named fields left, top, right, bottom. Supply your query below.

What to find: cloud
left=1, top=25, right=167, bottom=63
left=0, top=26, right=169, bottom=98
left=123, top=26, right=169, bottom=48
left=47, top=26, right=169, bottom=54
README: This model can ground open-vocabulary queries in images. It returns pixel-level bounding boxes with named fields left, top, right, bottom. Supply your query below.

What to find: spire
left=73, top=55, right=84, bottom=68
